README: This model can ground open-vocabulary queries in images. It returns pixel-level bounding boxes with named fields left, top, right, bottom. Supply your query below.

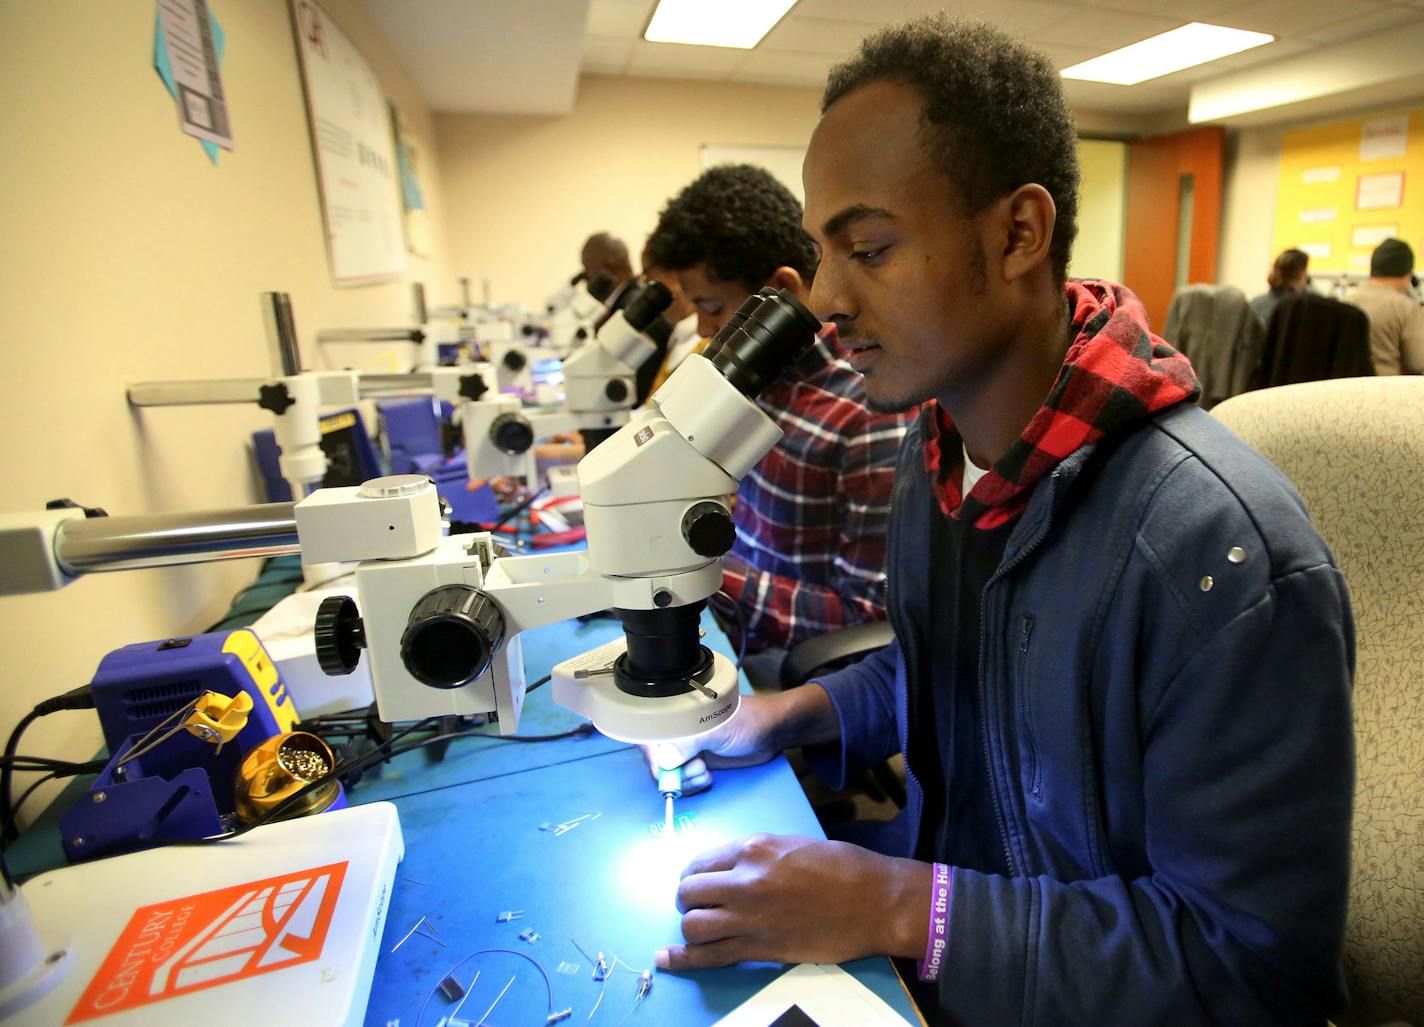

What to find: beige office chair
left=1214, top=377, right=1424, bottom=1026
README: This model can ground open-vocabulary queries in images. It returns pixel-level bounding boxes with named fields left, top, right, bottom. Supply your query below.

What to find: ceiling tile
left=1027, top=10, right=1181, bottom=49
left=1299, top=5, right=1424, bottom=41
left=1034, top=42, right=1108, bottom=67
left=731, top=48, right=839, bottom=86
left=1209, top=0, right=1391, bottom=36
left=906, top=0, right=1086, bottom=37
left=625, top=40, right=748, bottom=76
left=581, top=35, right=635, bottom=73
left=1082, top=0, right=1239, bottom=17
left=790, top=0, right=913, bottom=23
left=585, top=0, right=654, bottom=37
left=762, top=15, right=876, bottom=55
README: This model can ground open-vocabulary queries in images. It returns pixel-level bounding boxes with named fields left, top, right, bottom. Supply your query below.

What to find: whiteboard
left=701, top=144, right=807, bottom=203
left=291, top=0, right=406, bottom=286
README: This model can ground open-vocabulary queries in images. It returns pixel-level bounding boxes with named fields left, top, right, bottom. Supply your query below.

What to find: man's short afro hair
left=822, top=17, right=1080, bottom=283
left=647, top=164, right=817, bottom=290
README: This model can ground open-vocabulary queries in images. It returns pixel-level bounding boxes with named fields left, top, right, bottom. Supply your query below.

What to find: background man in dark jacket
left=651, top=17, right=1355, bottom=1026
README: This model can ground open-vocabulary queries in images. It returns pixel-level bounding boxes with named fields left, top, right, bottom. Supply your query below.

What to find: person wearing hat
left=1343, top=238, right=1424, bottom=375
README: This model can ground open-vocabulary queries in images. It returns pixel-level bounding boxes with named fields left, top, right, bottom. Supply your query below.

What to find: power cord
left=1, top=684, right=94, bottom=844
left=716, top=590, right=749, bottom=670
left=164, top=714, right=595, bottom=848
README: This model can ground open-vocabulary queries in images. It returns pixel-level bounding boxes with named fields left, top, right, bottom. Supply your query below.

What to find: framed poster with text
left=291, top=0, right=405, bottom=285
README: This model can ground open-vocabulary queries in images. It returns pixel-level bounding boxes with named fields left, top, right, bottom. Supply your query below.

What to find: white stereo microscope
left=459, top=280, right=674, bottom=488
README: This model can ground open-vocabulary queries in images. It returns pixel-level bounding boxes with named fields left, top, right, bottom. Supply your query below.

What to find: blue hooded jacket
left=809, top=401, right=1355, bottom=1025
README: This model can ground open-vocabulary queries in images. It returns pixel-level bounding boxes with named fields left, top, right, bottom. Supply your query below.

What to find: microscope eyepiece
left=706, top=289, right=819, bottom=396
left=621, top=281, right=673, bottom=332
left=586, top=271, right=616, bottom=302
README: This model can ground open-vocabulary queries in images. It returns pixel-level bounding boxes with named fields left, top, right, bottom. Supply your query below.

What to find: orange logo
left=66, top=862, right=348, bottom=1023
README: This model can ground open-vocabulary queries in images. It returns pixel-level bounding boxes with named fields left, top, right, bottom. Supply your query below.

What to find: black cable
left=2, top=683, right=94, bottom=846
left=1, top=710, right=43, bottom=845
left=163, top=715, right=594, bottom=849
left=716, top=589, right=749, bottom=670
left=490, top=485, right=548, bottom=532
left=4, top=772, right=57, bottom=843
left=0, top=755, right=107, bottom=772
left=525, top=673, right=552, bottom=694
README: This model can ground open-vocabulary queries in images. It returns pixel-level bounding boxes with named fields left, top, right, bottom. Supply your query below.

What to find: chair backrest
left=1257, top=293, right=1373, bottom=390
left=1213, top=377, right=1424, bottom=1025
left=1162, top=283, right=1261, bottom=408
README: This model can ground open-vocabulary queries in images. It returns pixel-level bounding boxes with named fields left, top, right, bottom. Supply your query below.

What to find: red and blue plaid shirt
left=719, top=325, right=915, bottom=652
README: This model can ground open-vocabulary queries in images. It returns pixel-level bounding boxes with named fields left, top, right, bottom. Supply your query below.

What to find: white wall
left=1218, top=126, right=1286, bottom=297
left=436, top=75, right=825, bottom=310
left=0, top=0, right=450, bottom=825
left=1069, top=139, right=1128, bottom=282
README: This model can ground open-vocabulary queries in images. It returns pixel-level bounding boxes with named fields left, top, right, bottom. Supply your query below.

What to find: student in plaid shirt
left=647, top=165, right=914, bottom=672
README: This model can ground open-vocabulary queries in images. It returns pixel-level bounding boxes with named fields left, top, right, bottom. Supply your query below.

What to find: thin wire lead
left=472, top=974, right=517, bottom=1027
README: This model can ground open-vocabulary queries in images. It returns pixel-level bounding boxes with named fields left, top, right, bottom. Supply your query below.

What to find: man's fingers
left=680, top=839, right=744, bottom=879
left=675, top=869, right=739, bottom=914
left=655, top=939, right=749, bottom=971
left=679, top=907, right=740, bottom=945
left=700, top=752, right=770, bottom=770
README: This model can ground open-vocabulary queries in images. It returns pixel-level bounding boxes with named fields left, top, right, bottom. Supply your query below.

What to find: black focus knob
left=459, top=373, right=489, bottom=401
left=257, top=382, right=296, bottom=414
left=502, top=349, right=527, bottom=372
left=682, top=501, right=736, bottom=558
left=604, top=378, right=629, bottom=404
left=489, top=412, right=534, bottom=455
left=314, top=595, right=366, bottom=675
left=400, top=585, right=506, bottom=688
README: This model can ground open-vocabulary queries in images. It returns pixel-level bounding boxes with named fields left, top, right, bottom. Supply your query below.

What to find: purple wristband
left=916, top=863, right=951, bottom=983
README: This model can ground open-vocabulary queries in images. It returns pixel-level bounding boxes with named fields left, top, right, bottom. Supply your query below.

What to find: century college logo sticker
left=66, top=862, right=348, bottom=1023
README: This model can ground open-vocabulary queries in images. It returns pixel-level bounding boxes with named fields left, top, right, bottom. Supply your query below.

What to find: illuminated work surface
left=358, top=609, right=919, bottom=1024
left=364, top=746, right=919, bottom=1026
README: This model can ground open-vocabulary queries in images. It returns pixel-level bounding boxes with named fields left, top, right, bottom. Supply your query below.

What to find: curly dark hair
left=647, top=165, right=817, bottom=290
left=822, top=17, right=1080, bottom=284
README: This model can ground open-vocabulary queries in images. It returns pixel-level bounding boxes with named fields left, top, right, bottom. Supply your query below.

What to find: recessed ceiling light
left=1060, top=22, right=1274, bottom=85
left=644, top=0, right=799, bottom=49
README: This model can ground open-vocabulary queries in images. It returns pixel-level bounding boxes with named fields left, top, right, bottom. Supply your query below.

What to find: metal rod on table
left=315, top=327, right=423, bottom=344
left=355, top=373, right=438, bottom=395
left=459, top=277, right=471, bottom=309
left=127, top=379, right=274, bottom=407
left=411, top=282, right=427, bottom=326
left=54, top=504, right=299, bottom=575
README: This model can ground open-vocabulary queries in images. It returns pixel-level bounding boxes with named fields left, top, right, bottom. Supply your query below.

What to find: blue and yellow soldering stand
left=58, top=630, right=314, bottom=861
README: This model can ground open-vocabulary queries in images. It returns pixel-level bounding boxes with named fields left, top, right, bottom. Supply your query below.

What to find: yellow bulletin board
left=1273, top=110, right=1424, bottom=275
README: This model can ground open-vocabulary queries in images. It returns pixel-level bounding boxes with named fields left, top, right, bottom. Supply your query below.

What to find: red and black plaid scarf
left=923, top=280, right=1200, bottom=530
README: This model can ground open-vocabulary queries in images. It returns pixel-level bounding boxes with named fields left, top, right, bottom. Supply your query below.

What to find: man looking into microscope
left=653, top=18, right=1354, bottom=1026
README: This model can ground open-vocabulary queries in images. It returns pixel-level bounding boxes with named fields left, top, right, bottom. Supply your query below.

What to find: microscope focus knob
left=458, top=372, right=489, bottom=401
left=314, top=595, right=366, bottom=676
left=490, top=412, right=535, bottom=455
left=604, top=378, right=629, bottom=403
left=682, top=501, right=736, bottom=558
left=400, top=585, right=506, bottom=689
left=501, top=349, right=527, bottom=372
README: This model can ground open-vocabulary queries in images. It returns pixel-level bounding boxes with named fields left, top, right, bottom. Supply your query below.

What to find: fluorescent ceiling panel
left=644, top=0, right=799, bottom=48
left=1061, top=22, right=1274, bottom=86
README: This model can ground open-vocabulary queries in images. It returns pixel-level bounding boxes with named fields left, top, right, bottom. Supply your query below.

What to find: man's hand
left=647, top=693, right=787, bottom=772
left=655, top=835, right=932, bottom=970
